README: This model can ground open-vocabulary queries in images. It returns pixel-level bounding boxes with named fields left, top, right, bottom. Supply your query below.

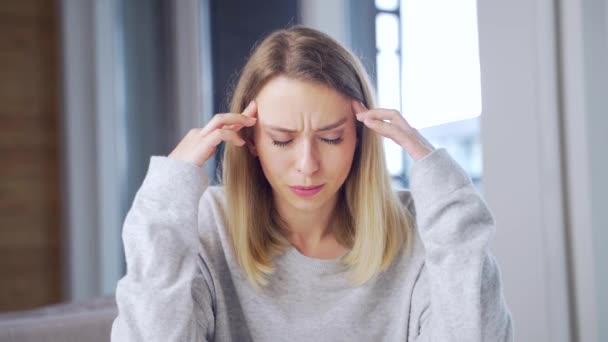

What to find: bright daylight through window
left=375, top=0, right=483, bottom=188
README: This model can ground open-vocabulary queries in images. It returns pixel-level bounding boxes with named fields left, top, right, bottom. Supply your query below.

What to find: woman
left=111, top=26, right=513, bottom=341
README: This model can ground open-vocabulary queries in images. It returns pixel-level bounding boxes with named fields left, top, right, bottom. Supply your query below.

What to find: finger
left=363, top=118, right=406, bottom=146
left=201, top=113, right=256, bottom=136
left=357, top=109, right=411, bottom=130
left=229, top=101, right=258, bottom=132
left=205, top=128, right=246, bottom=147
left=222, top=123, right=256, bottom=133
left=242, top=100, right=258, bottom=118
left=356, top=108, right=399, bottom=121
left=223, top=123, right=244, bottom=131
left=352, top=100, right=368, bottom=115
left=220, top=101, right=258, bottom=131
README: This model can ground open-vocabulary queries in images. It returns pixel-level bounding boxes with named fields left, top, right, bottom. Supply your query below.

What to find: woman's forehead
left=255, top=76, right=352, bottom=127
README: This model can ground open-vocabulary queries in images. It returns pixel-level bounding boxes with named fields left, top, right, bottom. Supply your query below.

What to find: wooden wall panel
left=0, top=0, right=62, bottom=311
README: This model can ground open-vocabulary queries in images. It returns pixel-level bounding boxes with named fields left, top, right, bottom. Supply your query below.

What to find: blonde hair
left=222, top=26, right=413, bottom=289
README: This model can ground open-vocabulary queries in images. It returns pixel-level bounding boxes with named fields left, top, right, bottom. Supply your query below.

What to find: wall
left=560, top=0, right=608, bottom=340
left=477, top=0, right=572, bottom=340
left=0, top=0, right=62, bottom=310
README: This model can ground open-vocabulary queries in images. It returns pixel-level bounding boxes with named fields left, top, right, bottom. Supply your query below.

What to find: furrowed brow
left=265, top=117, right=348, bottom=133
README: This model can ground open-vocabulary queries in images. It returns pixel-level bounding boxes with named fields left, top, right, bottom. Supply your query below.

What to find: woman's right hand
left=168, top=101, right=257, bottom=167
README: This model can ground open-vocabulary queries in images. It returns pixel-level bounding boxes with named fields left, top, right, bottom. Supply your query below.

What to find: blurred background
left=0, top=0, right=606, bottom=341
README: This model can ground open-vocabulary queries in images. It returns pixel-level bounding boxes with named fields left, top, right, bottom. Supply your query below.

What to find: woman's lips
left=289, top=184, right=325, bottom=197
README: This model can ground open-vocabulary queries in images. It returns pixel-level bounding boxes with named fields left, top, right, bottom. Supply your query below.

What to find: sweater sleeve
left=111, top=156, right=214, bottom=341
left=408, top=149, right=513, bottom=342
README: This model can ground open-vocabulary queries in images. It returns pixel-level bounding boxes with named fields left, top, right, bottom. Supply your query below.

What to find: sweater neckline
left=279, top=246, right=349, bottom=273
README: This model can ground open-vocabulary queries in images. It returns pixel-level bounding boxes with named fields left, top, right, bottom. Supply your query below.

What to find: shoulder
left=198, top=185, right=230, bottom=223
left=196, top=186, right=233, bottom=263
left=395, top=189, right=416, bottom=217
left=201, top=184, right=226, bottom=202
left=195, top=185, right=245, bottom=293
left=391, top=188, right=427, bottom=272
left=197, top=185, right=228, bottom=236
left=199, top=185, right=227, bottom=209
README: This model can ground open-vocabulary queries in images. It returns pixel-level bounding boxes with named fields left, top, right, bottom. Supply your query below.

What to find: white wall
left=588, top=3, right=608, bottom=339
left=477, top=0, right=572, bottom=340
left=479, top=0, right=608, bottom=341
left=560, top=0, right=608, bottom=341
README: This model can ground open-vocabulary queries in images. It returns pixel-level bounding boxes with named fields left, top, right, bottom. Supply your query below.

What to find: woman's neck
left=274, top=194, right=345, bottom=258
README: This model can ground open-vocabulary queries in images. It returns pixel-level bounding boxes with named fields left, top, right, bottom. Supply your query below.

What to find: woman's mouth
left=288, top=184, right=325, bottom=197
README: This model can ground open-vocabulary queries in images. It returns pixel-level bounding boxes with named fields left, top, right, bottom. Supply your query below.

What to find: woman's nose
left=296, top=141, right=320, bottom=175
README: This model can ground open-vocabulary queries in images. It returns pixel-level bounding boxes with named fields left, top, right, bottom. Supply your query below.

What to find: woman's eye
left=321, top=137, right=343, bottom=145
left=271, top=137, right=343, bottom=147
left=272, top=140, right=292, bottom=147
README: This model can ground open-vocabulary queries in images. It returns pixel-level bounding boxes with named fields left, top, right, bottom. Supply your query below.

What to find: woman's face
left=251, top=76, right=358, bottom=212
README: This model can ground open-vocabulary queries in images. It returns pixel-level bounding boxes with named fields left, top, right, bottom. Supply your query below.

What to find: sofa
left=0, top=296, right=117, bottom=342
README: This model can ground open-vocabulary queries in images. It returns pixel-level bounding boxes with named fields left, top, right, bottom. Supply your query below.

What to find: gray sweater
left=111, top=148, right=513, bottom=341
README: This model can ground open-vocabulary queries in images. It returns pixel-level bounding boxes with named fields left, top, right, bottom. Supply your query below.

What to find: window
left=375, top=0, right=483, bottom=188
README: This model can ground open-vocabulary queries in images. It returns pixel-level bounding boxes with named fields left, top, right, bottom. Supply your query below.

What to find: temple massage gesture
left=168, top=101, right=258, bottom=167
left=352, top=101, right=435, bottom=162
left=169, top=100, right=432, bottom=167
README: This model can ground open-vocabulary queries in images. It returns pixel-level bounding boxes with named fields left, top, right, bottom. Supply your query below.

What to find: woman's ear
left=246, top=137, right=258, bottom=157
left=242, top=126, right=258, bottom=157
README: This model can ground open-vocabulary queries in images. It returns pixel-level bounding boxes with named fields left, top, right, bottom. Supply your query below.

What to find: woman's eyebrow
left=265, top=117, right=348, bottom=133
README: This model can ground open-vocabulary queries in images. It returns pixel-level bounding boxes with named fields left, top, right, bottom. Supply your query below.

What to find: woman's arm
left=111, top=99, right=257, bottom=341
left=353, top=103, right=513, bottom=341
left=408, top=149, right=513, bottom=341
left=111, top=156, right=214, bottom=341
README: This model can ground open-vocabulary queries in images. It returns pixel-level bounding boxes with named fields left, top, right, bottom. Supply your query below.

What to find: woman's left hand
left=353, top=101, right=435, bottom=162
